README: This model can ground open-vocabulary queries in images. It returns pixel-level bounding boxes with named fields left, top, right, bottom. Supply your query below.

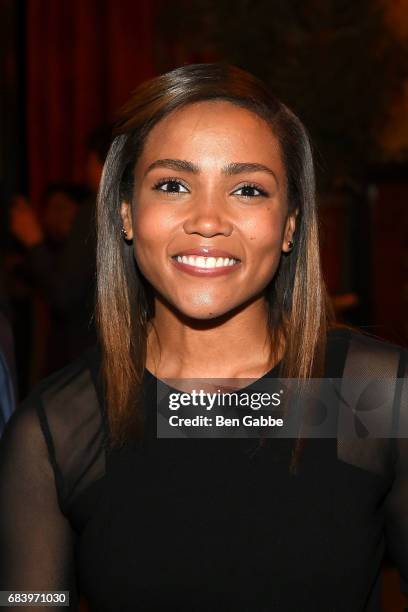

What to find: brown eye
left=232, top=184, right=268, bottom=198
left=153, top=179, right=189, bottom=193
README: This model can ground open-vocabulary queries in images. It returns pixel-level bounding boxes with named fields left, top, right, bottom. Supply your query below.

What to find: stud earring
left=121, top=226, right=128, bottom=240
left=287, top=240, right=294, bottom=251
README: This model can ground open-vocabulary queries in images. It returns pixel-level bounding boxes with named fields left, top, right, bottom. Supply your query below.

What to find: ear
left=120, top=201, right=134, bottom=240
left=282, top=208, right=298, bottom=253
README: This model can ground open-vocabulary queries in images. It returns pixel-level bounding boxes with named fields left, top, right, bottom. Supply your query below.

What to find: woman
left=0, top=63, right=407, bottom=611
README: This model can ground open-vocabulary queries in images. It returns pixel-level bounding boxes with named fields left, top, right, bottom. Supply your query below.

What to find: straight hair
left=96, top=63, right=334, bottom=472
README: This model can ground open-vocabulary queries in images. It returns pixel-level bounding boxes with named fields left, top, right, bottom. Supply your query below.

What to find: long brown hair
left=96, top=63, right=334, bottom=467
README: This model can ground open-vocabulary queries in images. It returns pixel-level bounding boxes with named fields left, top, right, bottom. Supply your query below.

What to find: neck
left=145, top=295, right=283, bottom=379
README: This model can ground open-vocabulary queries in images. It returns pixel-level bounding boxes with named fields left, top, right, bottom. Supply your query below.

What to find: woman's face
left=121, top=100, right=297, bottom=320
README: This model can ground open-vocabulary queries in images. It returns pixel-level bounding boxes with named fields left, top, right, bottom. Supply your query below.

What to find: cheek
left=242, top=211, right=285, bottom=287
left=244, top=210, right=285, bottom=255
left=132, top=201, right=175, bottom=267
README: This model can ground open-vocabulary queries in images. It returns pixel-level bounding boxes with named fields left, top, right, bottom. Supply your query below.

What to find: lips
left=169, top=246, right=242, bottom=277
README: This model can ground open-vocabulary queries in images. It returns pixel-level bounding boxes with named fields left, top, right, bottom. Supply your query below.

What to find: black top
left=0, top=327, right=407, bottom=611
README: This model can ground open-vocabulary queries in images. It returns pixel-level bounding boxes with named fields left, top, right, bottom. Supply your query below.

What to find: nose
left=182, top=192, right=233, bottom=238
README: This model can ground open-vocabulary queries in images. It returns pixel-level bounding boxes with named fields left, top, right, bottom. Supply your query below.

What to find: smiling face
left=121, top=100, right=297, bottom=320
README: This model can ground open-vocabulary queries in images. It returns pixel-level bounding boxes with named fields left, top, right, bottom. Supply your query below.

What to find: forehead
left=136, top=100, right=285, bottom=175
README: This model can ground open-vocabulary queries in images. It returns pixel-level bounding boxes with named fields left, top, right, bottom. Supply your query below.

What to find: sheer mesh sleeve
left=331, top=329, right=408, bottom=607
left=0, top=392, right=78, bottom=611
left=383, top=346, right=408, bottom=606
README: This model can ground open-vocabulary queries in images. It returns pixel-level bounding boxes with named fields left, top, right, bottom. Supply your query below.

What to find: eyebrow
left=223, top=162, right=278, bottom=184
left=144, top=158, right=278, bottom=185
left=144, top=159, right=200, bottom=176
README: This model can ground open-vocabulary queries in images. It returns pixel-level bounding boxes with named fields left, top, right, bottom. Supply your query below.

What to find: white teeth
left=175, top=255, right=238, bottom=269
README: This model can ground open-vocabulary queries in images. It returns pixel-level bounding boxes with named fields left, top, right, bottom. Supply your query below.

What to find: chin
left=172, top=298, right=242, bottom=323
left=178, top=306, right=226, bottom=321
left=157, top=289, right=242, bottom=322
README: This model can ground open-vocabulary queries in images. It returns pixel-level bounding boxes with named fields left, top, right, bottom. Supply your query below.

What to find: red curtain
left=26, top=0, right=155, bottom=208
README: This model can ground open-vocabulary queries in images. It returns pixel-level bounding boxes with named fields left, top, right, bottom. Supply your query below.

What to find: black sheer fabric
left=0, top=327, right=407, bottom=611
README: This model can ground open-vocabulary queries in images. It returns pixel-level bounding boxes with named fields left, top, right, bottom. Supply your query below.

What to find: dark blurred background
left=0, top=0, right=407, bottom=394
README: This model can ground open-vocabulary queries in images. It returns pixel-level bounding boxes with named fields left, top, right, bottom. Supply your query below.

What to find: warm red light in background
left=26, top=0, right=155, bottom=210
left=2, top=0, right=407, bottom=349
